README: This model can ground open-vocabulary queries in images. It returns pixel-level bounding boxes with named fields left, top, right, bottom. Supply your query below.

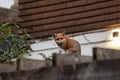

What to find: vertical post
left=93, top=47, right=97, bottom=61
left=16, top=58, right=21, bottom=71
left=52, top=53, right=57, bottom=66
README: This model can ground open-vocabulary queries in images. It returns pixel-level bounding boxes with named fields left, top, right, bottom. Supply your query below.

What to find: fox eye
left=56, top=38, right=60, bottom=40
left=61, top=37, right=64, bottom=39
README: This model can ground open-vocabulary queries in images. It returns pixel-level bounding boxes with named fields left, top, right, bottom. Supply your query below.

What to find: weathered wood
left=93, top=47, right=120, bottom=60
left=16, top=58, right=21, bottom=71
left=27, top=19, right=119, bottom=39
left=0, top=58, right=51, bottom=73
left=21, top=58, right=52, bottom=70
left=1, top=59, right=120, bottom=80
left=19, top=0, right=118, bottom=22
left=19, top=0, right=108, bottom=11
left=20, top=12, right=120, bottom=31
left=19, top=6, right=120, bottom=25
left=0, top=76, right=2, bottom=80
left=52, top=53, right=93, bottom=66
left=0, top=64, right=16, bottom=73
left=19, top=0, right=74, bottom=9
left=19, top=0, right=120, bottom=39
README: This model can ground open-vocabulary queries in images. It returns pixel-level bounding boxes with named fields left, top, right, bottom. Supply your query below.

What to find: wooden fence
left=18, top=0, right=120, bottom=39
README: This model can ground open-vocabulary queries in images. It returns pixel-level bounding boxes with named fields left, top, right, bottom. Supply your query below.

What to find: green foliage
left=0, top=22, right=30, bottom=64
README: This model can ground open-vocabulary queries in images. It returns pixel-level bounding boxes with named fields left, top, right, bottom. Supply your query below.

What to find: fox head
left=53, top=32, right=66, bottom=45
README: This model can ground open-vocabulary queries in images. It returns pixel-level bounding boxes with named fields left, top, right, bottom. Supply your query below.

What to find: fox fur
left=53, top=32, right=81, bottom=56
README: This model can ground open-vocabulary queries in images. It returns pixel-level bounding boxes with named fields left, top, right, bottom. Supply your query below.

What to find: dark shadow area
left=1, top=58, right=120, bottom=80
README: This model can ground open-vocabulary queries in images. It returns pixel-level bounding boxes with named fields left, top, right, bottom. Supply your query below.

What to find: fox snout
left=55, top=39, right=65, bottom=45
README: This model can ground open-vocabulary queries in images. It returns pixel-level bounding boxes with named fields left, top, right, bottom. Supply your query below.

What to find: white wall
left=0, top=0, right=14, bottom=9
left=24, top=28, right=120, bottom=60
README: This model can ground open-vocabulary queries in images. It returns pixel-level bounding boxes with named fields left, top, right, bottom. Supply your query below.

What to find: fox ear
left=53, top=33, right=57, bottom=38
left=62, top=31, right=66, bottom=35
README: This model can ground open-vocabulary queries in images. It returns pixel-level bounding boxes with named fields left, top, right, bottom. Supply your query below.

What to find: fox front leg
left=65, top=50, right=70, bottom=54
left=66, top=50, right=77, bottom=70
left=65, top=48, right=77, bottom=54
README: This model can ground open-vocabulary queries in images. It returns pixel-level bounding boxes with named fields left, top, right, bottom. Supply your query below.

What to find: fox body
left=54, top=33, right=81, bottom=56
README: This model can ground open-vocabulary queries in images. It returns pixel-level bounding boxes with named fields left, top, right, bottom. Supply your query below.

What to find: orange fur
left=54, top=33, right=81, bottom=56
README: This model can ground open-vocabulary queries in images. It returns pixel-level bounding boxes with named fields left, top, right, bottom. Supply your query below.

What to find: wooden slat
left=18, top=0, right=37, bottom=4
left=93, top=47, right=120, bottom=61
left=18, top=0, right=120, bottom=39
left=21, top=13, right=119, bottom=34
left=19, top=6, right=120, bottom=28
left=2, top=58, right=120, bottom=80
left=19, top=0, right=109, bottom=16
left=19, top=0, right=107, bottom=10
left=19, top=0, right=116, bottom=22
left=19, top=0, right=76, bottom=10
left=53, top=53, right=93, bottom=66
left=28, top=19, right=119, bottom=39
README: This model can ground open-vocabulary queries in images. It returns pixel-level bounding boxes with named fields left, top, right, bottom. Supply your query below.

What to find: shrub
left=0, top=22, right=30, bottom=64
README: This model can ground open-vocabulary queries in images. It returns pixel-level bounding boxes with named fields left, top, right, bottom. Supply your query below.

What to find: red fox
left=53, top=32, right=81, bottom=62
left=54, top=33, right=81, bottom=69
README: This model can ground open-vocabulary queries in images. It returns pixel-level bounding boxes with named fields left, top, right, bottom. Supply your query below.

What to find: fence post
left=52, top=53, right=57, bottom=66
